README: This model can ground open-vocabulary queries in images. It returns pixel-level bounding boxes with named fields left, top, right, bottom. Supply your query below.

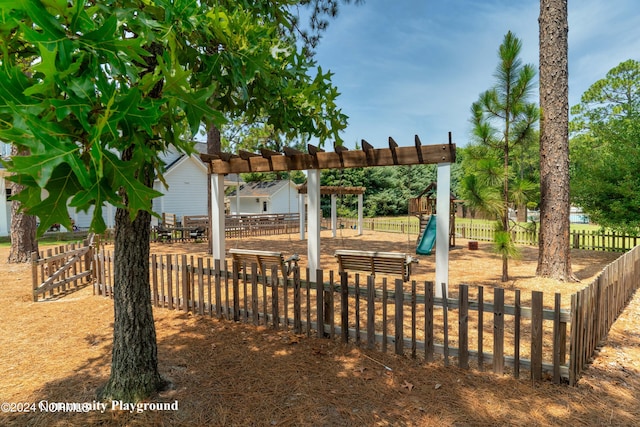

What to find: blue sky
left=309, top=0, right=640, bottom=149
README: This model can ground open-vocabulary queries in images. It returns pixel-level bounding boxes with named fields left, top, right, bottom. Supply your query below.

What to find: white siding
left=153, top=155, right=208, bottom=224
left=232, top=181, right=300, bottom=215
left=270, top=184, right=300, bottom=214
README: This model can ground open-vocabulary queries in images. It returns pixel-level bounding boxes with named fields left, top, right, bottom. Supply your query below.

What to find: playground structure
left=409, top=181, right=459, bottom=255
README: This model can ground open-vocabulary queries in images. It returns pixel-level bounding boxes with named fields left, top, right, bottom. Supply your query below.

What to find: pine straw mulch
left=1, top=231, right=639, bottom=426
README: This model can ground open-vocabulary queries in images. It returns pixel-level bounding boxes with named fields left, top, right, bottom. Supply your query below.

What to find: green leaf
left=83, top=14, right=117, bottom=41
left=23, top=163, right=83, bottom=236
left=103, top=151, right=163, bottom=219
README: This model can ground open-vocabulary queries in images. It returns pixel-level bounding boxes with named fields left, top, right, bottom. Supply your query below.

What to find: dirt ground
left=1, top=230, right=639, bottom=426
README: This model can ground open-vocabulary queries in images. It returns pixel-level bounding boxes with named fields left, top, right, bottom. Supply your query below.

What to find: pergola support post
left=307, top=170, right=321, bottom=273
left=299, top=194, right=306, bottom=240
left=211, top=173, right=226, bottom=261
left=331, top=194, right=337, bottom=238
left=435, top=162, right=450, bottom=298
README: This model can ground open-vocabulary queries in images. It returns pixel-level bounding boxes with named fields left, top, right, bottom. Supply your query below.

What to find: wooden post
left=493, top=288, right=504, bottom=374
left=514, top=289, right=521, bottom=378
left=316, top=269, right=324, bottom=338
left=424, top=281, right=434, bottom=362
left=340, top=272, right=349, bottom=343
left=394, top=279, right=404, bottom=356
left=294, top=267, right=301, bottom=334
left=367, top=275, right=376, bottom=350
left=477, top=286, right=484, bottom=371
left=531, top=291, right=544, bottom=381
left=31, top=252, right=39, bottom=301
left=458, top=284, right=469, bottom=369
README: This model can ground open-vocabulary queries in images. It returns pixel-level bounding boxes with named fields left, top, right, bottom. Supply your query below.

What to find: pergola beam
left=201, top=138, right=456, bottom=174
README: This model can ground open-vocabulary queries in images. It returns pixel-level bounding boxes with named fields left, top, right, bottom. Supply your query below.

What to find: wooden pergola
left=201, top=135, right=456, bottom=297
left=297, top=184, right=366, bottom=238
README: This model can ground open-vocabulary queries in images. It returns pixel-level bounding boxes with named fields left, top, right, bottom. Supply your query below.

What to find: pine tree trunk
left=99, top=162, right=165, bottom=401
left=8, top=146, right=38, bottom=263
left=537, top=0, right=574, bottom=280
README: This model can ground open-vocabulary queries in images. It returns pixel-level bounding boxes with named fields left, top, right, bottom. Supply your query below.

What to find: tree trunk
left=537, top=0, right=575, bottom=280
left=8, top=146, right=38, bottom=263
left=98, top=162, right=166, bottom=401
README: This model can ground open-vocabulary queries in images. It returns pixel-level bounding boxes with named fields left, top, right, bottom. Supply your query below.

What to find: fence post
left=340, top=272, right=349, bottom=343
left=293, top=267, right=301, bottom=334
left=367, top=275, right=376, bottom=350
left=553, top=292, right=563, bottom=384
left=232, top=261, right=240, bottom=321
left=355, top=274, right=361, bottom=345
left=493, top=288, right=504, bottom=374
left=424, top=281, right=434, bottom=362
left=394, top=278, right=404, bottom=356
left=251, top=263, right=259, bottom=325
left=316, top=269, right=324, bottom=338
left=458, top=284, right=469, bottom=369
left=326, top=271, right=334, bottom=338
left=531, top=291, right=544, bottom=382
left=31, top=252, right=39, bottom=302
left=514, top=289, right=521, bottom=378
left=271, top=265, right=279, bottom=330
left=477, top=286, right=484, bottom=371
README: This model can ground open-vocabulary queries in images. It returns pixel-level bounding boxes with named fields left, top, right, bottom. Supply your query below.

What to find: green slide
left=416, top=214, right=437, bottom=255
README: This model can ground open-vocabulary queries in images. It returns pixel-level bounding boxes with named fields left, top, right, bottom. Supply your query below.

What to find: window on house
left=262, top=201, right=267, bottom=212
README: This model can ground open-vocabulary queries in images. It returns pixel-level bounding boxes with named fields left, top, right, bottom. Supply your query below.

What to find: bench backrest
left=334, top=249, right=417, bottom=281
left=229, top=248, right=288, bottom=277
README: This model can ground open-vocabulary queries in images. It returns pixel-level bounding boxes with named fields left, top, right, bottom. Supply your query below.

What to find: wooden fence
left=92, top=252, right=629, bottom=385
left=456, top=222, right=640, bottom=252
left=331, top=218, right=638, bottom=253
left=568, top=244, right=640, bottom=384
left=31, top=234, right=96, bottom=301
left=226, top=213, right=300, bottom=238
left=33, top=239, right=640, bottom=385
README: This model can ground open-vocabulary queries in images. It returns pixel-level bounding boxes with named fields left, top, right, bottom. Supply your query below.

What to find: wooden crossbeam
left=201, top=136, right=456, bottom=174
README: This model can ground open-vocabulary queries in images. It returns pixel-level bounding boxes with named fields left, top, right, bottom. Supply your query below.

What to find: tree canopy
left=0, top=0, right=354, bottom=402
left=570, top=59, right=640, bottom=232
left=0, top=0, right=348, bottom=235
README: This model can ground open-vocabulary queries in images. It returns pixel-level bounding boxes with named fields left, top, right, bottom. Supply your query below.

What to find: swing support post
left=211, top=173, right=226, bottom=260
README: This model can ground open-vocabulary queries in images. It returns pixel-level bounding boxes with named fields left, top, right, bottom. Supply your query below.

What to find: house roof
left=228, top=180, right=292, bottom=198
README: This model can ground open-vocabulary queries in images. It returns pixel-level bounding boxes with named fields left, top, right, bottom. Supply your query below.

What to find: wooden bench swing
left=229, top=248, right=300, bottom=278
left=334, top=249, right=418, bottom=282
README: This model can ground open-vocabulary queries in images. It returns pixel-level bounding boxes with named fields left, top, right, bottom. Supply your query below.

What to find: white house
left=0, top=142, right=219, bottom=235
left=228, top=180, right=300, bottom=215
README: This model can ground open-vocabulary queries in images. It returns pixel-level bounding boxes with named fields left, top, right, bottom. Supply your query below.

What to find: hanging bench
left=334, top=249, right=418, bottom=282
left=229, top=248, right=299, bottom=277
